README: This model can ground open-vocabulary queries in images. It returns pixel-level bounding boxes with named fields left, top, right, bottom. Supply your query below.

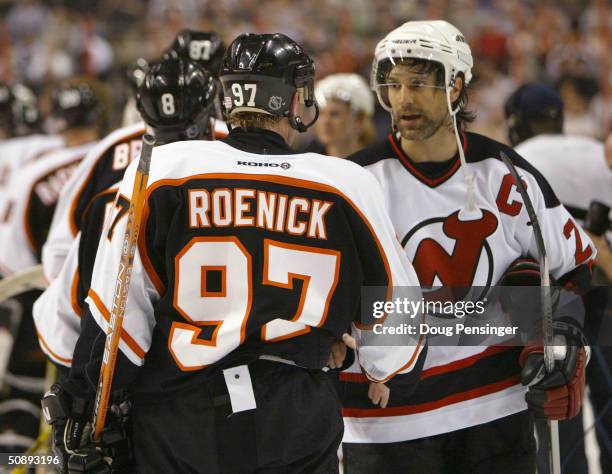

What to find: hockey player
left=0, top=79, right=105, bottom=454
left=36, top=56, right=221, bottom=472
left=36, top=55, right=223, bottom=369
left=42, top=31, right=228, bottom=283
left=343, top=20, right=594, bottom=474
left=56, top=33, right=424, bottom=473
left=505, top=83, right=611, bottom=474
left=309, top=73, right=376, bottom=157
left=0, top=80, right=106, bottom=274
left=164, top=29, right=226, bottom=119
left=0, top=83, right=65, bottom=224
left=505, top=83, right=612, bottom=227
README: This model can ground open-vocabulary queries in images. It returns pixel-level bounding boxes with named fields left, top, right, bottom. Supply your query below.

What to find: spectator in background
left=505, top=83, right=612, bottom=474
left=505, top=83, right=611, bottom=222
left=307, top=73, right=376, bottom=157
left=558, top=75, right=603, bottom=139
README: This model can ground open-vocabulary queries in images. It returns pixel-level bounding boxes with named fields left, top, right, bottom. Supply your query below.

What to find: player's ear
left=290, top=90, right=303, bottom=117
left=450, top=75, right=463, bottom=103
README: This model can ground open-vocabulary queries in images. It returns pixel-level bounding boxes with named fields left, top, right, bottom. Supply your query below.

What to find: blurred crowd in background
left=0, top=0, right=610, bottom=143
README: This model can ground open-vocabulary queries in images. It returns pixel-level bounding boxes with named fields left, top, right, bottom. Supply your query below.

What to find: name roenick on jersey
left=73, top=133, right=423, bottom=397
left=188, top=188, right=332, bottom=239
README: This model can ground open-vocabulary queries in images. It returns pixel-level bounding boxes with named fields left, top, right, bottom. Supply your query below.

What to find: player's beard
left=393, top=108, right=449, bottom=141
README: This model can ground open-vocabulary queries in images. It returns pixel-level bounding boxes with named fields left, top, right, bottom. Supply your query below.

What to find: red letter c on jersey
left=496, top=173, right=527, bottom=217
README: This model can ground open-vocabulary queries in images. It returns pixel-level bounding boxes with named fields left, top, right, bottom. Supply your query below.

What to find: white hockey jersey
left=342, top=131, right=595, bottom=443
left=0, top=134, right=65, bottom=218
left=70, top=129, right=424, bottom=396
left=516, top=134, right=612, bottom=231
left=0, top=142, right=93, bottom=275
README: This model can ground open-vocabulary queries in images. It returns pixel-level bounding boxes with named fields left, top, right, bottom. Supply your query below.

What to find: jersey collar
left=388, top=131, right=467, bottom=187
left=222, top=127, right=298, bottom=155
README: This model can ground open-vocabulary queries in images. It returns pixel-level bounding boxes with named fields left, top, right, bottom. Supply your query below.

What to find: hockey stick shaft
left=499, top=152, right=560, bottom=474
left=92, top=134, right=155, bottom=441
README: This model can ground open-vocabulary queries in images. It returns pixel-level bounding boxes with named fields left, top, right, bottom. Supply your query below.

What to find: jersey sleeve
left=33, top=233, right=83, bottom=367
left=41, top=164, right=87, bottom=281
left=513, top=163, right=596, bottom=279
left=341, top=166, right=426, bottom=384
left=83, top=161, right=159, bottom=368
left=69, top=161, right=158, bottom=397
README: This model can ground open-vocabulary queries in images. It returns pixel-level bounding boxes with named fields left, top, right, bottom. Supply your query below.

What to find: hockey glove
left=519, top=320, right=589, bottom=420
left=41, top=384, right=132, bottom=473
left=498, top=257, right=560, bottom=342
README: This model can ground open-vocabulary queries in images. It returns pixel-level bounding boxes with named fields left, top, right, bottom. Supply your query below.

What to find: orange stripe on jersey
left=36, top=330, right=72, bottom=365
left=70, top=268, right=83, bottom=317
left=87, top=288, right=146, bottom=359
left=137, top=200, right=165, bottom=294
left=341, top=375, right=520, bottom=418
left=69, top=128, right=145, bottom=236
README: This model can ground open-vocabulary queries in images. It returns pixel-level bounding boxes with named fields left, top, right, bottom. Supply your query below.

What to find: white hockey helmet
left=371, top=20, right=473, bottom=111
left=315, top=73, right=375, bottom=117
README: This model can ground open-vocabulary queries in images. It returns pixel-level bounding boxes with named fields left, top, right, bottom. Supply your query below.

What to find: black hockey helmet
left=504, top=83, right=564, bottom=146
left=164, top=29, right=225, bottom=75
left=136, top=57, right=217, bottom=142
left=220, top=33, right=318, bottom=132
left=51, top=81, right=103, bottom=130
left=0, top=83, right=41, bottom=137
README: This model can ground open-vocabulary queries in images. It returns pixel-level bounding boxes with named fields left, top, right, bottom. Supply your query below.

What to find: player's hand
left=520, top=320, right=589, bottom=420
left=42, top=384, right=91, bottom=472
left=368, top=382, right=390, bottom=408
left=342, top=333, right=356, bottom=350
left=42, top=384, right=132, bottom=473
left=327, top=340, right=347, bottom=369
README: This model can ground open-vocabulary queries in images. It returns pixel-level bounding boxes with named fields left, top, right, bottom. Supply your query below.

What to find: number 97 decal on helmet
left=219, top=33, right=319, bottom=133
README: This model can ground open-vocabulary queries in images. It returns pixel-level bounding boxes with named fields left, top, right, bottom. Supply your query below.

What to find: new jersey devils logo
left=402, top=209, right=498, bottom=298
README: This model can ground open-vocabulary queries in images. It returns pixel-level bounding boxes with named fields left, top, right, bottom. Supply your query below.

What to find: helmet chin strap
left=288, top=100, right=319, bottom=133
left=445, top=84, right=480, bottom=220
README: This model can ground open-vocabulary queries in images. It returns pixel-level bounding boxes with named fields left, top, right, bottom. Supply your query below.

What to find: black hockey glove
left=42, top=384, right=132, bottom=473
left=498, top=257, right=560, bottom=341
left=520, top=320, right=589, bottom=420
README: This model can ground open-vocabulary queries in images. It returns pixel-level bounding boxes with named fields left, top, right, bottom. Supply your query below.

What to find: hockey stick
left=0, top=265, right=47, bottom=302
left=92, top=134, right=155, bottom=441
left=499, top=152, right=560, bottom=474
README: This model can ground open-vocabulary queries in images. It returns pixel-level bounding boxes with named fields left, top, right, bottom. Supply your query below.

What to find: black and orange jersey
left=69, top=128, right=424, bottom=397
